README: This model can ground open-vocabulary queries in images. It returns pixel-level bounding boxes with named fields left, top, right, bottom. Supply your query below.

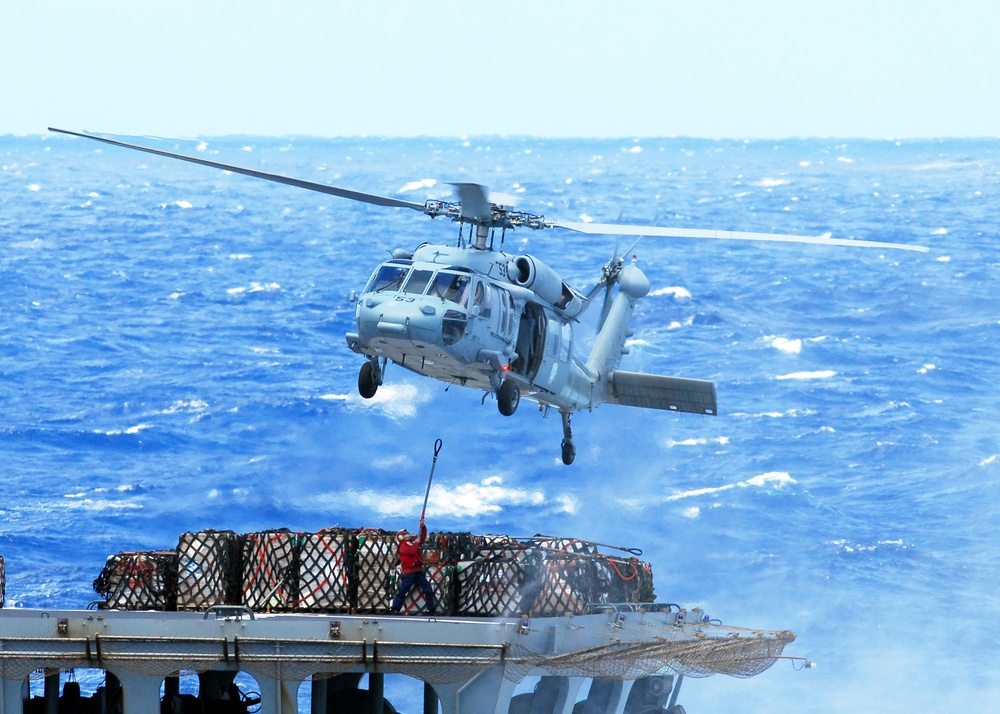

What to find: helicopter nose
left=358, top=297, right=452, bottom=348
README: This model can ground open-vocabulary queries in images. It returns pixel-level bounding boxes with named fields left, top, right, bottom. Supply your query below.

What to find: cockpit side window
left=367, top=264, right=409, bottom=293
left=429, top=272, right=471, bottom=306
left=402, top=269, right=435, bottom=295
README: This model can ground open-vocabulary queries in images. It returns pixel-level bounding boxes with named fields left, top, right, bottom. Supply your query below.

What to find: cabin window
left=402, top=269, right=435, bottom=295
left=366, top=264, right=409, bottom=293
left=429, top=272, right=471, bottom=306
left=474, top=281, right=493, bottom=318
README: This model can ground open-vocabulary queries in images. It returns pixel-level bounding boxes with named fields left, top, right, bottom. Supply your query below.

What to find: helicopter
left=48, top=128, right=928, bottom=465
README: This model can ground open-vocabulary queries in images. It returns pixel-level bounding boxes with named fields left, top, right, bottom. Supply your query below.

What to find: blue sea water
left=2, top=133, right=999, bottom=713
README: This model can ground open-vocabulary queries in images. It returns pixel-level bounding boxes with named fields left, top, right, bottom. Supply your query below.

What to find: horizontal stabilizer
left=608, top=371, right=717, bottom=415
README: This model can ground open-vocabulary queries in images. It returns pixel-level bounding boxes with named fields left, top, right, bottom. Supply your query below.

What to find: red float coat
left=398, top=522, right=427, bottom=574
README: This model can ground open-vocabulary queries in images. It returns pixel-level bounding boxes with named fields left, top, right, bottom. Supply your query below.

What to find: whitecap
left=162, top=400, right=208, bottom=415
left=663, top=436, right=730, bottom=448
left=62, top=498, right=142, bottom=511
left=649, top=472, right=796, bottom=505
left=932, top=228, right=947, bottom=235
left=174, top=200, right=193, bottom=209
left=331, top=383, right=431, bottom=419
left=837, top=156, right=853, bottom=163
left=338, top=475, right=571, bottom=518
left=775, top=370, right=836, bottom=380
left=768, top=336, right=802, bottom=354
left=399, top=178, right=436, bottom=193
left=28, top=183, right=41, bottom=192
left=751, top=178, right=790, bottom=187
left=252, top=282, right=279, bottom=292
left=99, top=424, right=151, bottom=436
left=372, top=454, right=412, bottom=469
left=229, top=253, right=252, bottom=260
left=649, top=286, right=692, bottom=299
left=917, top=363, right=936, bottom=374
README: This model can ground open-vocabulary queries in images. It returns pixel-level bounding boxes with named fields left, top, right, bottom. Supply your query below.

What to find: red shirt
left=398, top=523, right=427, bottom=574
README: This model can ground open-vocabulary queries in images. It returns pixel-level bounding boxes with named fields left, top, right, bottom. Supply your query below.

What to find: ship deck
left=0, top=604, right=794, bottom=714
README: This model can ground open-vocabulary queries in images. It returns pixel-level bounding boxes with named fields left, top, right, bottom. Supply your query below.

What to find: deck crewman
left=389, top=518, right=437, bottom=614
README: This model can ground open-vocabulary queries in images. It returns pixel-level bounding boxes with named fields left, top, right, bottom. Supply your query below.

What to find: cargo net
left=176, top=530, right=244, bottom=610
left=503, top=629, right=798, bottom=682
left=399, top=564, right=455, bottom=615
left=93, top=551, right=178, bottom=610
left=355, top=529, right=400, bottom=613
left=95, top=529, right=655, bottom=618
left=294, top=529, right=355, bottom=611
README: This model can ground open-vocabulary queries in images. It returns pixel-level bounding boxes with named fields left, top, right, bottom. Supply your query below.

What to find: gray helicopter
left=49, top=128, right=928, bottom=465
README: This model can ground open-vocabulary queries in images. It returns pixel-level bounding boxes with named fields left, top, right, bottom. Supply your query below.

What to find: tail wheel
left=497, top=379, right=520, bottom=416
left=358, top=361, right=378, bottom=399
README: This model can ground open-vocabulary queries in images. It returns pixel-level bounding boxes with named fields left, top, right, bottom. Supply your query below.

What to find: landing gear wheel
left=561, top=439, right=576, bottom=465
left=358, top=361, right=378, bottom=399
left=559, top=412, right=575, bottom=465
left=497, top=380, right=520, bottom=416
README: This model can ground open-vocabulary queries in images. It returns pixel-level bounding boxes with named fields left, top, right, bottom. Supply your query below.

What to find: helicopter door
left=511, top=302, right=546, bottom=381
left=531, top=313, right=570, bottom=394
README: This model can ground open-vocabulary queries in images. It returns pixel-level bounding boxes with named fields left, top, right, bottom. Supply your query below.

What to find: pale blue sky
left=5, top=0, right=999, bottom=138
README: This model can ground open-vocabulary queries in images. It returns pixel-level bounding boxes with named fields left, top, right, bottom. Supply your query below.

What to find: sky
left=4, top=0, right=999, bottom=139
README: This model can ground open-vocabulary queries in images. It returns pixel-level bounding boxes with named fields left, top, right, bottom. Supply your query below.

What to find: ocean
left=2, top=133, right=998, bottom=712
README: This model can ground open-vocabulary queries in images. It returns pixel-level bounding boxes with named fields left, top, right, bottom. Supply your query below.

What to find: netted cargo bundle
left=590, top=556, right=655, bottom=605
left=528, top=552, right=599, bottom=617
left=457, top=551, right=535, bottom=616
left=423, top=532, right=486, bottom=564
left=398, top=563, right=455, bottom=615
left=354, top=529, right=399, bottom=613
left=292, top=528, right=356, bottom=612
left=242, top=530, right=301, bottom=611
left=93, top=550, right=178, bottom=610
left=531, top=537, right=600, bottom=555
left=176, top=530, right=243, bottom=610
left=476, top=534, right=523, bottom=558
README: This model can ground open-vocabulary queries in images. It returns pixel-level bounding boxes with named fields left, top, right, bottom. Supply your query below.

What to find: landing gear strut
left=358, top=358, right=384, bottom=399
left=560, top=412, right=575, bottom=465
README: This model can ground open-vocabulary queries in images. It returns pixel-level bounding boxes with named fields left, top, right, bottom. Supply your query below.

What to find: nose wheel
left=560, top=412, right=575, bottom=465
left=358, top=358, right=384, bottom=399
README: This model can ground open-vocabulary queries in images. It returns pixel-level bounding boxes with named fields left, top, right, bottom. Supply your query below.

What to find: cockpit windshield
left=429, top=272, right=471, bottom=306
left=366, top=264, right=408, bottom=293
left=402, top=269, right=435, bottom=295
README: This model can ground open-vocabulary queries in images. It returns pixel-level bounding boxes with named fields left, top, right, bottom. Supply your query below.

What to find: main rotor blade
left=447, top=182, right=492, bottom=222
left=48, top=128, right=427, bottom=212
left=548, top=220, right=930, bottom=253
